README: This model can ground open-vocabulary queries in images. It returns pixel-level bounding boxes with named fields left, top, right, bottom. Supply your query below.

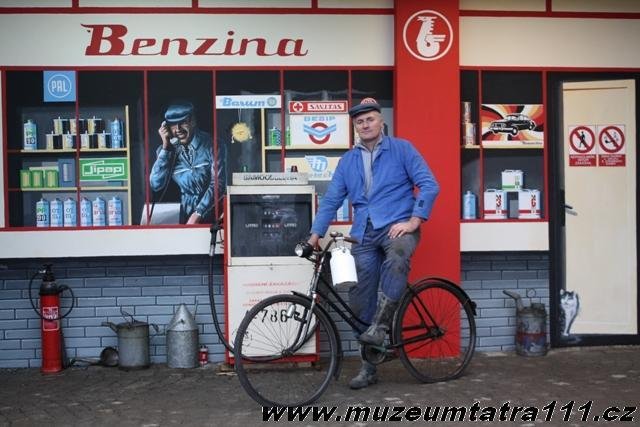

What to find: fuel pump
left=29, top=264, right=75, bottom=373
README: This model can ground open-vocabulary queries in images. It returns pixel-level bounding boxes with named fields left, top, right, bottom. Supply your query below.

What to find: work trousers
left=348, top=220, right=421, bottom=330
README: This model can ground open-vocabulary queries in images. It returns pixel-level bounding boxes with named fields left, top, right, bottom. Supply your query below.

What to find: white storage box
left=518, top=189, right=541, bottom=219
left=483, top=189, right=507, bottom=219
left=501, top=169, right=523, bottom=190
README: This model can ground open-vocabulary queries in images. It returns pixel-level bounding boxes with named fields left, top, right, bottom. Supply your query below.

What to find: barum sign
left=82, top=24, right=308, bottom=57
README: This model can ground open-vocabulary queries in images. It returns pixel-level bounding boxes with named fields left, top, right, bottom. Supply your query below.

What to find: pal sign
left=43, top=71, right=76, bottom=102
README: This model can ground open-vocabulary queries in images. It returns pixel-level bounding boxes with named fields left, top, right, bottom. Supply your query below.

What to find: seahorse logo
left=403, top=10, right=453, bottom=61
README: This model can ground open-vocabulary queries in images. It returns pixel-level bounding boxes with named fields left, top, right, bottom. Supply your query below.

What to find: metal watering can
left=102, top=309, right=159, bottom=370
left=503, top=290, right=548, bottom=357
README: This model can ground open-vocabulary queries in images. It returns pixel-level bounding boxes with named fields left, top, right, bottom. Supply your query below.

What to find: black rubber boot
left=349, top=359, right=378, bottom=390
left=358, top=294, right=398, bottom=347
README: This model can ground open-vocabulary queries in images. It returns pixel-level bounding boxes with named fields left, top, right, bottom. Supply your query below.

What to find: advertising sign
left=288, top=101, right=349, bottom=149
left=79, top=157, right=129, bottom=182
left=43, top=71, right=76, bottom=102
left=215, top=94, right=281, bottom=110
left=481, top=104, right=544, bottom=147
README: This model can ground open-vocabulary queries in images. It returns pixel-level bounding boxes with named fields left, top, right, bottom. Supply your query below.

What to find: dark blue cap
left=164, top=102, right=194, bottom=124
left=348, top=97, right=382, bottom=118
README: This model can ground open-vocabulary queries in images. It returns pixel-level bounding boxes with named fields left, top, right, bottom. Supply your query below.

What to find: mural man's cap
left=165, top=102, right=194, bottom=124
left=348, top=97, right=381, bottom=118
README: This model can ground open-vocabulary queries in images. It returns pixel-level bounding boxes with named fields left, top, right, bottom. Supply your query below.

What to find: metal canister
left=87, top=117, right=103, bottom=134
left=110, top=118, right=123, bottom=149
left=108, top=196, right=123, bottom=226
left=53, top=117, right=69, bottom=134
left=463, top=191, right=477, bottom=220
left=80, top=197, right=92, bottom=227
left=92, top=196, right=106, bottom=226
left=166, top=304, right=199, bottom=369
left=44, top=170, right=59, bottom=188
left=50, top=198, right=63, bottom=227
left=30, top=170, right=44, bottom=188
left=199, top=346, right=209, bottom=367
left=63, top=197, right=77, bottom=227
left=36, top=198, right=50, bottom=227
left=72, top=118, right=87, bottom=134
left=80, top=132, right=90, bottom=149
left=20, top=170, right=32, bottom=188
left=23, top=120, right=38, bottom=150
left=269, top=127, right=281, bottom=146
left=97, top=132, right=110, bottom=149
left=62, top=133, right=75, bottom=149
left=503, top=290, right=548, bottom=357
left=46, top=133, right=55, bottom=150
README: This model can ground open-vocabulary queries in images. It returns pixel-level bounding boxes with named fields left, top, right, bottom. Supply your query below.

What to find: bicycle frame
left=294, top=234, right=477, bottom=358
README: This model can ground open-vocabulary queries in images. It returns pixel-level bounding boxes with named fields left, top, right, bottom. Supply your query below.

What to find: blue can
left=92, top=196, right=106, bottom=227
left=80, top=197, right=92, bottom=227
left=108, top=196, right=123, bottom=226
left=23, top=120, right=38, bottom=150
left=36, top=198, right=50, bottom=227
left=463, top=191, right=477, bottom=220
left=110, top=117, right=123, bottom=149
left=63, top=197, right=77, bottom=227
left=50, top=198, right=63, bottom=227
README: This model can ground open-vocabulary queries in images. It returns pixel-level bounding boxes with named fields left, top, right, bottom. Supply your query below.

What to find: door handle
left=565, top=204, right=577, bottom=216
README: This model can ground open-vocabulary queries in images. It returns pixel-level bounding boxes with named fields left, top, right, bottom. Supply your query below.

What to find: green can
left=20, top=170, right=32, bottom=188
left=31, top=170, right=44, bottom=188
left=45, top=169, right=59, bottom=188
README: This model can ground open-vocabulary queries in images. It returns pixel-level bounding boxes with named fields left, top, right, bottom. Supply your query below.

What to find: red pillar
left=394, top=0, right=460, bottom=283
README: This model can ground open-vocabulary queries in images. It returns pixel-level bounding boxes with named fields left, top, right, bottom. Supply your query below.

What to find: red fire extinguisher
left=29, top=264, right=74, bottom=374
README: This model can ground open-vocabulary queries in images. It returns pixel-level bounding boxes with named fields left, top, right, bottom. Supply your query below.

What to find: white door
left=562, top=79, right=637, bottom=336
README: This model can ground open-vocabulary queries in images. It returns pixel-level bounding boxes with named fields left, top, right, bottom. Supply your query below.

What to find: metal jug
left=102, top=309, right=158, bottom=370
left=503, top=290, right=548, bottom=357
left=166, top=304, right=199, bottom=368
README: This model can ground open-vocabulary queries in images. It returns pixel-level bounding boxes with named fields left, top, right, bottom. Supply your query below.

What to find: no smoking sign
left=597, top=125, right=625, bottom=167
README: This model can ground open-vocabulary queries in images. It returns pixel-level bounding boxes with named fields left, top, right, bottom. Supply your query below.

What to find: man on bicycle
left=306, top=98, right=440, bottom=389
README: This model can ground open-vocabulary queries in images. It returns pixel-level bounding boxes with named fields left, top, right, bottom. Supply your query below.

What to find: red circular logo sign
left=308, top=122, right=330, bottom=145
left=403, top=10, right=453, bottom=61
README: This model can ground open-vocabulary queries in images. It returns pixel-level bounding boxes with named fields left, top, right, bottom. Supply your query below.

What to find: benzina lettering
left=82, top=24, right=308, bottom=57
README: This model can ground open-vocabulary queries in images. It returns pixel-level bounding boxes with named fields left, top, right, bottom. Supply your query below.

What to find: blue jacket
left=310, top=135, right=440, bottom=242
left=149, top=129, right=215, bottom=223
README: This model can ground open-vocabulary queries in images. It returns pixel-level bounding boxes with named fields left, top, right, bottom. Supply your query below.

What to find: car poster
left=481, top=104, right=544, bottom=147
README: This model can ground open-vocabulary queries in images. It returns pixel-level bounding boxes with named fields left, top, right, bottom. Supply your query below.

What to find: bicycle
left=233, top=231, right=477, bottom=407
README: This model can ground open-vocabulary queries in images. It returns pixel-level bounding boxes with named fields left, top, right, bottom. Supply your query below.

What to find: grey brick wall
left=462, top=251, right=550, bottom=352
left=0, top=252, right=550, bottom=368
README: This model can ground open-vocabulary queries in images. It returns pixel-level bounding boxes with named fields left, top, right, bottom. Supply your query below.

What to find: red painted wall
left=394, top=0, right=460, bottom=283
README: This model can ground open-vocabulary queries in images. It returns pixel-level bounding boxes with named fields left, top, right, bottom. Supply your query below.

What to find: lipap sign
left=288, top=101, right=349, bottom=148
left=79, top=158, right=128, bottom=182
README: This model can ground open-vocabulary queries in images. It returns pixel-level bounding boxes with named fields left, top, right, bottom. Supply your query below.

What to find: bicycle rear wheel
left=234, top=294, right=339, bottom=407
left=394, top=278, right=476, bottom=383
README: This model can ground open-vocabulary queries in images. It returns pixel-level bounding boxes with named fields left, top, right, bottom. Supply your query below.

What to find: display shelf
left=481, top=141, right=544, bottom=149
left=461, top=221, right=549, bottom=251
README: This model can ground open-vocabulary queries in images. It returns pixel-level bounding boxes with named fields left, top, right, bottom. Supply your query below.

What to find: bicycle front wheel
left=394, top=278, right=476, bottom=383
left=234, top=294, right=339, bottom=407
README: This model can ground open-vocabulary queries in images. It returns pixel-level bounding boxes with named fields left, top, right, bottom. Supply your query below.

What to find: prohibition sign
left=598, top=125, right=625, bottom=153
left=569, top=126, right=595, bottom=154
